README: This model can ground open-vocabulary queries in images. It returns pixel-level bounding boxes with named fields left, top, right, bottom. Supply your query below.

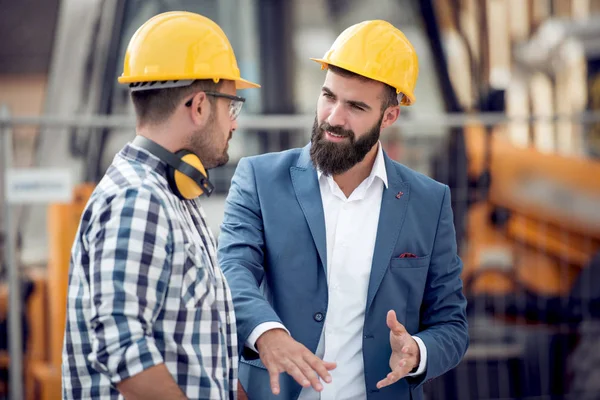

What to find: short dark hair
left=131, top=79, right=223, bottom=125
left=327, top=65, right=399, bottom=110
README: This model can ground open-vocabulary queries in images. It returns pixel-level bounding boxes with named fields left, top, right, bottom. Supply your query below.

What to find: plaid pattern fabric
left=62, top=142, right=238, bottom=399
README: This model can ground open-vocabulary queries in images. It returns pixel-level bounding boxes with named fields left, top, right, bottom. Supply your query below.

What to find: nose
left=326, top=104, right=345, bottom=128
left=231, top=119, right=238, bottom=132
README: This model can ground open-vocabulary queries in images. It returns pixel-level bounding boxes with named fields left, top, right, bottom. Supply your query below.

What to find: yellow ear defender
left=132, top=135, right=215, bottom=199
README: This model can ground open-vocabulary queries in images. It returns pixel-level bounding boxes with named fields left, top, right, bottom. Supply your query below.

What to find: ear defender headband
left=132, top=136, right=215, bottom=199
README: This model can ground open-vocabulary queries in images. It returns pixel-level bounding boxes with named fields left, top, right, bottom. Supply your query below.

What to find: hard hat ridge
left=311, top=20, right=418, bottom=105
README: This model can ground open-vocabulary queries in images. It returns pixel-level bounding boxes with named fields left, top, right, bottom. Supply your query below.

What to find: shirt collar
left=120, top=141, right=169, bottom=177
left=317, top=141, right=388, bottom=189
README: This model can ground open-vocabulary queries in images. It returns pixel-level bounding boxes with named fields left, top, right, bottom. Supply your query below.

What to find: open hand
left=376, top=310, right=420, bottom=389
left=256, top=329, right=337, bottom=395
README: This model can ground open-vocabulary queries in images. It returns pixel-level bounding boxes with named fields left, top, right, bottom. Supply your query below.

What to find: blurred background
left=1, top=0, right=600, bottom=399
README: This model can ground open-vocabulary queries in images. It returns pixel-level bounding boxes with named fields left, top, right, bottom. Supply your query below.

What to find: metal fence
left=2, top=109, right=600, bottom=400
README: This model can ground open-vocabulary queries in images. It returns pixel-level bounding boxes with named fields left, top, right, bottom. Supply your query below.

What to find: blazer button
left=313, top=312, right=324, bottom=322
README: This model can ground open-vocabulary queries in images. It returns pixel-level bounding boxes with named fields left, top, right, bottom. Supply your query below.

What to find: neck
left=136, top=122, right=184, bottom=153
left=332, top=142, right=379, bottom=198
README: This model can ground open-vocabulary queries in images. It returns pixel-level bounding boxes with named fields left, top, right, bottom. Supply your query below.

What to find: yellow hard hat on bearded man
left=118, top=11, right=260, bottom=90
left=311, top=20, right=418, bottom=106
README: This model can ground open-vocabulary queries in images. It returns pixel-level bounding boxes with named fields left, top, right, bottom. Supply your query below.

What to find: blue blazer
left=218, top=144, right=469, bottom=400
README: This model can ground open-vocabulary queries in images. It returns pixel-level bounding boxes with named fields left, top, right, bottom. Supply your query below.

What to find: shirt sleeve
left=406, top=336, right=427, bottom=376
left=246, top=322, right=290, bottom=352
left=85, top=187, right=173, bottom=384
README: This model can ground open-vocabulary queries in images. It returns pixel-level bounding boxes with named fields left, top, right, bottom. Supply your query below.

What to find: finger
left=268, top=367, right=281, bottom=395
left=283, top=361, right=311, bottom=389
left=400, top=356, right=420, bottom=374
left=397, top=342, right=419, bottom=363
left=305, top=355, right=334, bottom=383
left=378, top=373, right=393, bottom=389
left=377, top=367, right=408, bottom=389
left=394, top=359, right=417, bottom=381
left=386, top=310, right=406, bottom=335
left=295, top=359, right=324, bottom=391
left=324, top=361, right=337, bottom=371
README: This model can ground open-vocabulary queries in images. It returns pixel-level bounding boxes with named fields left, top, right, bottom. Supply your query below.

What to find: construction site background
left=1, top=0, right=600, bottom=399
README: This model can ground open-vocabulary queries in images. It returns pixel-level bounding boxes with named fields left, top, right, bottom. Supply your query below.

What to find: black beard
left=309, top=114, right=382, bottom=175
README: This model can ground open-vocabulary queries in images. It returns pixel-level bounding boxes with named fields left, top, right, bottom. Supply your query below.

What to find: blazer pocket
left=390, top=254, right=430, bottom=268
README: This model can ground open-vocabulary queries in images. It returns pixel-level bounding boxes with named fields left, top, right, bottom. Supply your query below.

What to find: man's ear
left=381, top=106, right=400, bottom=130
left=188, top=91, right=211, bottom=126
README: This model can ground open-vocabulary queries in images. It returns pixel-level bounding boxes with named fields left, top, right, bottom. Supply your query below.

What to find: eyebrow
left=322, top=86, right=372, bottom=111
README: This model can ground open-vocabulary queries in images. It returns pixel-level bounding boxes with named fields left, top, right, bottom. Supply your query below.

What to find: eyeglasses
left=185, top=91, right=246, bottom=120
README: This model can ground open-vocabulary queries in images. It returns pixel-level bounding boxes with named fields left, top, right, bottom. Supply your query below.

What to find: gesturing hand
left=376, top=310, right=420, bottom=389
left=256, top=329, right=337, bottom=395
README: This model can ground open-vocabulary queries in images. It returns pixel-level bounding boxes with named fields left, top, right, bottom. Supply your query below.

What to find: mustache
left=319, top=122, right=354, bottom=139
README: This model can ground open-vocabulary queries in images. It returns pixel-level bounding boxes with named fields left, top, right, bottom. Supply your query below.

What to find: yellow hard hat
left=118, top=11, right=259, bottom=90
left=311, top=20, right=418, bottom=105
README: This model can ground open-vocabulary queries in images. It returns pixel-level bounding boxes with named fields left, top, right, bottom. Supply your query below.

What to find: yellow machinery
left=462, top=124, right=600, bottom=298
left=422, top=0, right=600, bottom=299
left=0, top=184, right=94, bottom=400
left=30, top=183, right=95, bottom=400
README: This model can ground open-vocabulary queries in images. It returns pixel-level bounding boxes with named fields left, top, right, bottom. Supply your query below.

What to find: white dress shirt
left=247, top=142, right=427, bottom=399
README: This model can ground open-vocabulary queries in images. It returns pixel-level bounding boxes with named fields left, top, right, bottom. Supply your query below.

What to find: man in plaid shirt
left=61, top=12, right=260, bottom=399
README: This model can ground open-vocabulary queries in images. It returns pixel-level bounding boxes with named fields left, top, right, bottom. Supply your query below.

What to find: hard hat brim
left=118, top=75, right=260, bottom=90
left=235, top=77, right=261, bottom=89
left=310, top=57, right=414, bottom=106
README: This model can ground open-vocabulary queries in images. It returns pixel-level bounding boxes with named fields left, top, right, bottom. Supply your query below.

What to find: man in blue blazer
left=218, top=20, right=468, bottom=400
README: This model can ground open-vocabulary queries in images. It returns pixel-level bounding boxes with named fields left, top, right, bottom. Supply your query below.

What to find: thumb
left=386, top=310, right=406, bottom=336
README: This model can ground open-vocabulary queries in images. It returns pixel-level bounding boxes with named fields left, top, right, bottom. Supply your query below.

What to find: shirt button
left=314, top=312, right=324, bottom=322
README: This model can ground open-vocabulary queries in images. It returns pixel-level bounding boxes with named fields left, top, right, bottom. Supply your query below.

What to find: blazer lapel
left=366, top=154, right=410, bottom=311
left=290, top=145, right=327, bottom=270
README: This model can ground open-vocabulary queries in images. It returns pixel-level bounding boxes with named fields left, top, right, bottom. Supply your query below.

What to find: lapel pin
left=395, top=191, right=404, bottom=199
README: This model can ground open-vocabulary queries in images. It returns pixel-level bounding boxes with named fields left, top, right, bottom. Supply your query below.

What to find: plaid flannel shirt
left=62, top=142, right=238, bottom=399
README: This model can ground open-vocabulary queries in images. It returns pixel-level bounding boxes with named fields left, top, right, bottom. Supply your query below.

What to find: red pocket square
left=399, top=253, right=418, bottom=258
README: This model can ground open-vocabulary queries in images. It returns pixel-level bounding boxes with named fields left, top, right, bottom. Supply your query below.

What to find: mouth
left=325, top=130, right=349, bottom=142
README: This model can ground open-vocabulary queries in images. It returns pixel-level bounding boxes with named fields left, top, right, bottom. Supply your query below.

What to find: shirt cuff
left=246, top=322, right=290, bottom=353
left=407, top=335, right=427, bottom=377
left=89, top=336, right=164, bottom=384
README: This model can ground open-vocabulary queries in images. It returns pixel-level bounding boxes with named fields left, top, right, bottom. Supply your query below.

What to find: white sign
left=5, top=168, right=73, bottom=204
